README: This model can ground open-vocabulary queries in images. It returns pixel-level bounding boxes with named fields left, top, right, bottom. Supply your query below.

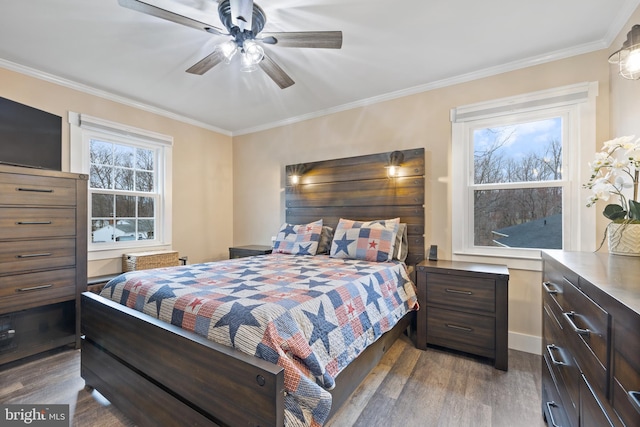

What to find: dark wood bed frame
left=81, top=148, right=425, bottom=426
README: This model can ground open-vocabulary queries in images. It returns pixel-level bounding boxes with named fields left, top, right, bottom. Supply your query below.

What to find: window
left=69, top=113, right=173, bottom=260
left=451, top=83, right=597, bottom=262
left=89, top=139, right=157, bottom=244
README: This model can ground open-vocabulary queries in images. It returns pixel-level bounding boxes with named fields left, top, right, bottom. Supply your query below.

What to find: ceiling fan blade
left=259, top=53, right=295, bottom=89
left=118, top=0, right=225, bottom=36
left=186, top=49, right=224, bottom=75
left=230, top=0, right=254, bottom=32
left=260, top=31, right=342, bottom=49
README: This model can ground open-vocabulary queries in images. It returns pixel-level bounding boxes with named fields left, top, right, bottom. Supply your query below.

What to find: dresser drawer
left=542, top=353, right=571, bottom=427
left=0, top=208, right=76, bottom=239
left=0, top=238, right=76, bottom=275
left=426, top=306, right=494, bottom=357
left=542, top=258, right=579, bottom=312
left=612, top=312, right=640, bottom=426
left=0, top=173, right=77, bottom=206
left=580, top=374, right=621, bottom=427
left=0, top=269, right=76, bottom=313
left=426, top=273, right=495, bottom=313
left=543, top=298, right=580, bottom=424
left=562, top=280, right=610, bottom=397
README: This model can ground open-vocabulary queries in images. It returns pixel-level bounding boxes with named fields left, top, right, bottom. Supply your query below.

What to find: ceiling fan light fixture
left=609, top=24, right=640, bottom=80
left=220, top=40, right=239, bottom=63
left=118, top=0, right=342, bottom=88
left=240, top=40, right=264, bottom=72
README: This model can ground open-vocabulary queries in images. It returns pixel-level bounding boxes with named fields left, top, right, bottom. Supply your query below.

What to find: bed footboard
left=81, top=292, right=285, bottom=427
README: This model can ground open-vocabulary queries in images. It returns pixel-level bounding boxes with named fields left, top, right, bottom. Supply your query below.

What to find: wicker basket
left=122, top=250, right=180, bottom=272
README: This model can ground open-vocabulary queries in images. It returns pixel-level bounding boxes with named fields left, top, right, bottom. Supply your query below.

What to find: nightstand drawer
left=426, top=272, right=495, bottom=313
left=427, top=306, right=494, bottom=358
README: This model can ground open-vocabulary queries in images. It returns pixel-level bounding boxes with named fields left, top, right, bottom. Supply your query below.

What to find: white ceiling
left=0, top=0, right=638, bottom=135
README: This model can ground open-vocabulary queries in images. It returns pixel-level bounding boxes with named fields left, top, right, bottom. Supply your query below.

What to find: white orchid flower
left=590, top=179, right=614, bottom=201
left=614, top=175, right=633, bottom=190
left=586, top=135, right=639, bottom=221
left=603, top=135, right=636, bottom=153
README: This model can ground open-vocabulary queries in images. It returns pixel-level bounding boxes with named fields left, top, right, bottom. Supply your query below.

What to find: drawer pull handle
left=16, top=221, right=53, bottom=225
left=562, top=311, right=590, bottom=336
left=546, top=344, right=566, bottom=366
left=542, top=281, right=558, bottom=294
left=16, top=187, right=54, bottom=193
left=446, top=323, right=473, bottom=332
left=545, top=401, right=562, bottom=427
left=445, top=288, right=473, bottom=295
left=16, top=284, right=53, bottom=292
left=16, top=253, right=52, bottom=258
left=628, top=391, right=640, bottom=415
left=0, top=329, right=15, bottom=341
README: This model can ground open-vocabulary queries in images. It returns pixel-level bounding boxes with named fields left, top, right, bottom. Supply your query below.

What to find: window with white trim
left=451, top=83, right=597, bottom=261
left=69, top=113, right=173, bottom=259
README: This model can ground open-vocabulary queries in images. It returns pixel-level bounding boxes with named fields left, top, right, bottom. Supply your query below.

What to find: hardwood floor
left=0, top=336, right=545, bottom=427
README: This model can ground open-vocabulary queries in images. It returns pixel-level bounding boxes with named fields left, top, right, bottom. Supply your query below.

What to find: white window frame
left=69, top=112, right=173, bottom=261
left=451, top=82, right=597, bottom=269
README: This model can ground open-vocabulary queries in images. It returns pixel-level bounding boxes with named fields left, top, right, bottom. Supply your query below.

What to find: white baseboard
left=508, top=331, right=542, bottom=355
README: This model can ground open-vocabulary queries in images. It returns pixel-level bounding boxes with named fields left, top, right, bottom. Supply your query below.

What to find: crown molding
left=0, top=32, right=616, bottom=138
left=233, top=39, right=607, bottom=136
left=0, top=59, right=232, bottom=136
left=602, top=0, right=640, bottom=47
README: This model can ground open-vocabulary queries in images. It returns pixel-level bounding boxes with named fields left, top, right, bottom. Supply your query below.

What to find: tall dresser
left=0, top=164, right=87, bottom=365
left=541, top=250, right=640, bottom=427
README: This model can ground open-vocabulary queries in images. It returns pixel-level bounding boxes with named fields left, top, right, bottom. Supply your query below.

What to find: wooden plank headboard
left=285, top=148, right=425, bottom=265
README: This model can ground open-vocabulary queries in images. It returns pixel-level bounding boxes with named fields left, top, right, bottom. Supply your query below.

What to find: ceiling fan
left=118, top=0, right=343, bottom=89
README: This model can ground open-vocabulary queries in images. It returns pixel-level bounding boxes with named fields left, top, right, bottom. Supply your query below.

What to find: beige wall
left=0, top=67, right=234, bottom=277
left=233, top=49, right=612, bottom=353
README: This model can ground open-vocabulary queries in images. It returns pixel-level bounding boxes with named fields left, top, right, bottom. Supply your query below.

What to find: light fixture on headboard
left=609, top=24, right=640, bottom=80
left=288, top=164, right=307, bottom=185
left=386, top=151, right=404, bottom=177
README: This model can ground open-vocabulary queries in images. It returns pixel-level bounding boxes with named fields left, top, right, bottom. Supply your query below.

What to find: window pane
left=114, top=168, right=134, bottom=190
left=90, top=140, right=112, bottom=165
left=137, top=219, right=154, bottom=240
left=90, top=165, right=113, bottom=189
left=474, top=187, right=562, bottom=249
left=136, top=148, right=154, bottom=171
left=87, top=135, right=160, bottom=246
left=92, top=194, right=114, bottom=217
left=91, top=219, right=115, bottom=243
left=138, top=196, right=154, bottom=217
left=115, top=195, right=136, bottom=217
left=113, top=144, right=134, bottom=168
left=135, top=171, right=154, bottom=192
left=474, top=118, right=562, bottom=184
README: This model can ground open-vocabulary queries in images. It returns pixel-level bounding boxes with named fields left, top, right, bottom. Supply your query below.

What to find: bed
left=81, top=148, right=426, bottom=426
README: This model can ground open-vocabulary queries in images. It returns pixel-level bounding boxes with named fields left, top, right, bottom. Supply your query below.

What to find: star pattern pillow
left=329, top=218, right=400, bottom=262
left=272, top=219, right=323, bottom=255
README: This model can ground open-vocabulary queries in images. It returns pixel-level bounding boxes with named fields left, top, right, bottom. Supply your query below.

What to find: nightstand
left=229, top=245, right=273, bottom=259
left=416, top=259, right=509, bottom=371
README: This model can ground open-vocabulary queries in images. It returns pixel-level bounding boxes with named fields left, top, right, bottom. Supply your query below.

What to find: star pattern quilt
left=100, top=253, right=418, bottom=427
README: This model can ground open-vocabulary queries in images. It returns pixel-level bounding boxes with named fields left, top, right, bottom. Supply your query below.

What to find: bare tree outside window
left=473, top=118, right=563, bottom=249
